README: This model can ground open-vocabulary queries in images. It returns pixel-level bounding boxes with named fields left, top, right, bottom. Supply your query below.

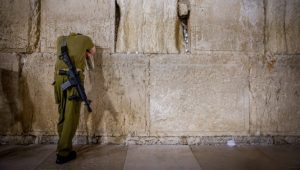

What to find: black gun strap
left=62, top=36, right=67, bottom=48
left=59, top=36, right=68, bottom=61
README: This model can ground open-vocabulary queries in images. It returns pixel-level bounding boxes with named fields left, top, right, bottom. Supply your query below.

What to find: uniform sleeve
left=56, top=36, right=62, bottom=55
left=85, top=36, right=94, bottom=51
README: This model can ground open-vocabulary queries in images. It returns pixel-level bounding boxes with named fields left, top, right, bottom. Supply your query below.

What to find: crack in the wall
left=248, top=60, right=254, bottom=134
left=145, top=55, right=151, bottom=135
left=27, top=0, right=41, bottom=53
left=283, top=0, right=288, bottom=54
left=262, top=0, right=277, bottom=72
left=263, top=0, right=268, bottom=57
left=115, top=1, right=121, bottom=52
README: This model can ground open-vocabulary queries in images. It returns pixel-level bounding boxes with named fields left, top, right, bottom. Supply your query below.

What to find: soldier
left=53, top=33, right=96, bottom=164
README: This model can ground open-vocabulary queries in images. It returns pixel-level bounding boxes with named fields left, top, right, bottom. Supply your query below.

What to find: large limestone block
left=250, top=55, right=300, bottom=135
left=149, top=53, right=251, bottom=136
left=41, top=0, right=115, bottom=52
left=266, top=0, right=300, bottom=54
left=77, top=53, right=149, bottom=137
left=0, top=0, right=30, bottom=51
left=190, top=0, right=264, bottom=53
left=20, top=53, right=57, bottom=135
left=116, top=0, right=179, bottom=53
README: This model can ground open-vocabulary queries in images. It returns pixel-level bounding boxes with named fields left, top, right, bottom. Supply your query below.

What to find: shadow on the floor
left=35, top=145, right=128, bottom=170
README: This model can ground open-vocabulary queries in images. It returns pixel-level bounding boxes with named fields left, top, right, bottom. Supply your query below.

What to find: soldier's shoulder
left=57, top=35, right=64, bottom=39
left=56, top=35, right=66, bottom=43
left=76, top=35, right=92, bottom=44
left=77, top=34, right=91, bottom=39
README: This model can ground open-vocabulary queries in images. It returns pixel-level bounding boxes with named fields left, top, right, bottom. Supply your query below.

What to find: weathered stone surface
left=0, top=0, right=30, bottom=51
left=250, top=54, right=300, bottom=135
left=149, top=53, right=250, bottom=136
left=20, top=53, right=57, bottom=135
left=27, top=0, right=41, bottom=53
left=0, top=53, right=20, bottom=72
left=78, top=53, right=149, bottom=137
left=190, top=0, right=264, bottom=53
left=116, top=0, right=179, bottom=53
left=4, top=51, right=149, bottom=138
left=126, top=136, right=280, bottom=145
left=2, top=135, right=300, bottom=145
left=266, top=0, right=300, bottom=54
left=40, top=0, right=115, bottom=52
left=0, top=53, right=21, bottom=135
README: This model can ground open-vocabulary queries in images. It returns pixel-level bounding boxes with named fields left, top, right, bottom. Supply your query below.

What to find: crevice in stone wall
left=145, top=55, right=151, bottom=135
left=263, top=0, right=267, bottom=57
left=175, top=18, right=181, bottom=53
left=27, top=0, right=41, bottom=53
left=263, top=0, right=277, bottom=72
left=115, top=1, right=121, bottom=52
left=177, top=0, right=191, bottom=53
left=283, top=0, right=287, bottom=54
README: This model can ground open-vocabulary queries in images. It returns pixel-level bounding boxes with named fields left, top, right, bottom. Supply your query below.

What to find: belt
left=56, top=68, right=83, bottom=75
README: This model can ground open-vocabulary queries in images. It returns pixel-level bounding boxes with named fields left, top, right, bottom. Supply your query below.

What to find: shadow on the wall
left=19, top=75, right=36, bottom=134
left=81, top=48, right=126, bottom=143
left=0, top=68, right=35, bottom=135
left=0, top=69, right=20, bottom=133
left=81, top=48, right=144, bottom=144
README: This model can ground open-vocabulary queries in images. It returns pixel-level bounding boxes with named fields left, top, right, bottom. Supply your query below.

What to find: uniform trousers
left=54, top=74, right=82, bottom=157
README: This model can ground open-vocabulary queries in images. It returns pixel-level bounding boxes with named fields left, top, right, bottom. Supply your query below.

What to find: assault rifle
left=59, top=37, right=92, bottom=112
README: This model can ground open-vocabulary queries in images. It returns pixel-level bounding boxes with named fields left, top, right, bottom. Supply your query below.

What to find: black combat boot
left=56, top=151, right=77, bottom=164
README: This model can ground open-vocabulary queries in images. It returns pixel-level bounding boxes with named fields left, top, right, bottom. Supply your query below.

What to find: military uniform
left=54, top=33, right=94, bottom=158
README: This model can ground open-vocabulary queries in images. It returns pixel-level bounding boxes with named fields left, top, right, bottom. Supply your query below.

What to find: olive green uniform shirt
left=54, top=33, right=94, bottom=104
left=55, top=33, right=94, bottom=72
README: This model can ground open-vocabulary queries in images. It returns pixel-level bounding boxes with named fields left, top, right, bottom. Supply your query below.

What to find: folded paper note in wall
left=178, top=3, right=189, bottom=16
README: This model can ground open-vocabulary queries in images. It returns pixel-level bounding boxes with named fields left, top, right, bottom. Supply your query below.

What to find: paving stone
left=123, top=145, right=201, bottom=170
left=1, top=144, right=300, bottom=170
left=257, top=145, right=300, bottom=169
left=0, top=144, right=55, bottom=170
left=190, top=145, right=284, bottom=170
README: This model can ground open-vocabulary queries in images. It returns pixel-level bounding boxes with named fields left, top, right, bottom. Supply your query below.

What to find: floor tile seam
left=254, top=146, right=286, bottom=168
left=34, top=148, right=56, bottom=170
left=188, top=145, right=202, bottom=170
left=122, top=145, right=130, bottom=170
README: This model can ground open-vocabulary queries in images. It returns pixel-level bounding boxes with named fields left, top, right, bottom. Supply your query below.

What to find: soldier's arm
left=85, top=46, right=96, bottom=70
left=85, top=46, right=96, bottom=59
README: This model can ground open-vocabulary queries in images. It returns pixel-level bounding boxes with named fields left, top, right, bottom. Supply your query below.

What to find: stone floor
left=0, top=144, right=300, bottom=170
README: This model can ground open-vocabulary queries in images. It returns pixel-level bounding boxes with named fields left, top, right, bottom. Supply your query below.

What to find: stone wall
left=0, top=0, right=299, bottom=144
